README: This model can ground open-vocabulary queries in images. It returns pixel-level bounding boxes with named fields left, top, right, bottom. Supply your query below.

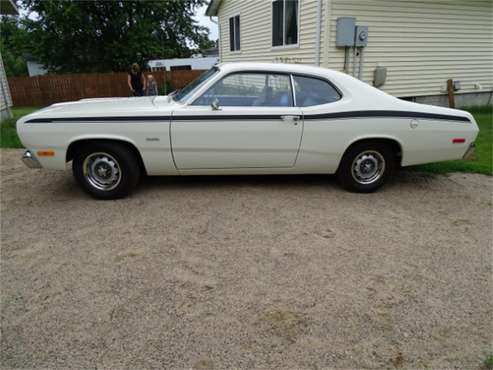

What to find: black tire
left=337, top=141, right=395, bottom=193
left=72, top=142, right=140, bottom=199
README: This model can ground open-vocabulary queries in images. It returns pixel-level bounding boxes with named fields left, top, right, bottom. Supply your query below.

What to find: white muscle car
left=17, top=62, right=478, bottom=199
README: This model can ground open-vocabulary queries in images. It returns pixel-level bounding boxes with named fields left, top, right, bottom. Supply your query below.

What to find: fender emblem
left=146, top=138, right=160, bottom=142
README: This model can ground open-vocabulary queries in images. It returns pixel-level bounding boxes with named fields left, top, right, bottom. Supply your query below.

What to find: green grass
left=483, top=354, right=493, bottom=370
left=1, top=105, right=492, bottom=176
left=413, top=106, right=492, bottom=176
left=1, top=106, right=40, bottom=148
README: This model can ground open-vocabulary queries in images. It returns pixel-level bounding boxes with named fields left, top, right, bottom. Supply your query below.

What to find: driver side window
left=193, top=73, right=293, bottom=107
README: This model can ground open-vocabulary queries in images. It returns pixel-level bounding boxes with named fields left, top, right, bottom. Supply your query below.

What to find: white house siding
left=325, top=0, right=493, bottom=98
left=217, top=0, right=493, bottom=100
left=218, top=0, right=326, bottom=66
left=0, top=52, right=13, bottom=120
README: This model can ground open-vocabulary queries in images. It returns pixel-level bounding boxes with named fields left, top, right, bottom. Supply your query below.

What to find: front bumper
left=463, top=142, right=475, bottom=160
left=22, top=150, right=42, bottom=169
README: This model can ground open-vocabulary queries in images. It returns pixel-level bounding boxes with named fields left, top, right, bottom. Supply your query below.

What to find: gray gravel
left=1, top=148, right=492, bottom=369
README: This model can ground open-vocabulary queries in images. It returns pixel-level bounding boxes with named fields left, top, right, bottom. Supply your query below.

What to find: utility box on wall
left=336, top=17, right=356, bottom=47
left=354, top=25, right=369, bottom=47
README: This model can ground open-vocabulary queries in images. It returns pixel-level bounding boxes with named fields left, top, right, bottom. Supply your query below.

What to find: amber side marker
left=37, top=150, right=55, bottom=157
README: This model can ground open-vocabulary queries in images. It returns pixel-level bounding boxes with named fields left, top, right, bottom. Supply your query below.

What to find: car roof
left=212, top=62, right=399, bottom=104
left=216, top=62, right=342, bottom=79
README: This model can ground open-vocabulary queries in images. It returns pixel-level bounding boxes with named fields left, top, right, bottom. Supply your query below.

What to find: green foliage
left=1, top=107, right=40, bottom=148
left=0, top=16, right=29, bottom=76
left=484, top=354, right=493, bottom=370
left=159, top=80, right=175, bottom=95
left=196, top=37, right=217, bottom=54
left=20, top=0, right=212, bottom=73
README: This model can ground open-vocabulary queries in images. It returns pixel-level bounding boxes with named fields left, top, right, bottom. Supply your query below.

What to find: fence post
left=447, top=79, right=455, bottom=108
left=164, top=70, right=168, bottom=95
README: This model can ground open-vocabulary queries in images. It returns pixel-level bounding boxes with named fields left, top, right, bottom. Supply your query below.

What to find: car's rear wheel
left=72, top=142, right=140, bottom=199
left=337, top=142, right=395, bottom=193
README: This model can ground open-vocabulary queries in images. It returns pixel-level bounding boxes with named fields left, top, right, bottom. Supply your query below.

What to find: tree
left=0, top=16, right=29, bottom=76
left=196, top=37, right=217, bottom=54
left=21, top=0, right=212, bottom=73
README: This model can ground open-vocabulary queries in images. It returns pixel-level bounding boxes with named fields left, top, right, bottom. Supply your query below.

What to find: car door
left=171, top=72, right=303, bottom=170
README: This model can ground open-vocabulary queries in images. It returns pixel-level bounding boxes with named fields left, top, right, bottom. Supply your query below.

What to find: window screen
left=293, top=76, right=341, bottom=107
left=272, top=0, right=298, bottom=47
left=285, top=0, right=298, bottom=45
left=272, top=0, right=284, bottom=47
left=193, top=73, right=293, bottom=107
left=229, top=17, right=234, bottom=51
left=229, top=15, right=241, bottom=51
left=234, top=16, right=240, bottom=51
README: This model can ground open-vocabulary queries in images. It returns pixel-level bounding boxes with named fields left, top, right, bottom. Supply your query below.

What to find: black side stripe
left=302, top=110, right=470, bottom=122
left=25, top=116, right=172, bottom=123
left=25, top=110, right=471, bottom=124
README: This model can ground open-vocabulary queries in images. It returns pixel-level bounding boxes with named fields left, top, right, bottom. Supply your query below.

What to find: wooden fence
left=7, top=70, right=205, bottom=107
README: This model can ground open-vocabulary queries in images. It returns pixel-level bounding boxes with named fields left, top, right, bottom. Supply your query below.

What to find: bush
left=159, top=80, right=175, bottom=95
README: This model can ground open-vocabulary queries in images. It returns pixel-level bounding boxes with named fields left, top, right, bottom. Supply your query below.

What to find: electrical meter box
left=336, top=17, right=356, bottom=47
left=373, top=66, right=387, bottom=87
left=355, top=25, right=369, bottom=47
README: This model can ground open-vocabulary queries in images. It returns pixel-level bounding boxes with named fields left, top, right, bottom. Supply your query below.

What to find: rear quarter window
left=293, top=75, right=341, bottom=107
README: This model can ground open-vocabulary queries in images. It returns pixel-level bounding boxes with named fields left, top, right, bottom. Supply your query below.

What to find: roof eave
left=205, top=0, right=222, bottom=16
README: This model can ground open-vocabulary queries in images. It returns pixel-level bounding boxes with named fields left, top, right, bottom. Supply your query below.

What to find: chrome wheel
left=351, top=150, right=386, bottom=185
left=83, top=152, right=121, bottom=191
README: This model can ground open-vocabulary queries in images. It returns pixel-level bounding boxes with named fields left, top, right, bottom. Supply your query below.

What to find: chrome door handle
left=280, top=115, right=300, bottom=125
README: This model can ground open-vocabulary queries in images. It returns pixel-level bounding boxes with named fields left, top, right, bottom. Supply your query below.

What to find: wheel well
left=66, top=139, right=147, bottom=175
left=341, top=138, right=403, bottom=166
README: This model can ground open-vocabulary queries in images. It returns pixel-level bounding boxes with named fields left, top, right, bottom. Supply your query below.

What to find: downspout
left=315, top=0, right=322, bottom=66
left=210, top=16, right=221, bottom=62
left=322, top=0, right=333, bottom=68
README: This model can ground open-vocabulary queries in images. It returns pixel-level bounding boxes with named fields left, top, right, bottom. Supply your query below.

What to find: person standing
left=146, top=74, right=158, bottom=96
left=127, top=63, right=146, bottom=96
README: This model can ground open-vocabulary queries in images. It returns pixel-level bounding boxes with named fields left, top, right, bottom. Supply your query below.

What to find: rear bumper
left=22, top=150, right=42, bottom=169
left=463, top=142, right=475, bottom=160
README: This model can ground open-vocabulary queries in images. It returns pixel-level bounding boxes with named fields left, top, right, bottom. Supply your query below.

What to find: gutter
left=315, top=0, right=322, bottom=66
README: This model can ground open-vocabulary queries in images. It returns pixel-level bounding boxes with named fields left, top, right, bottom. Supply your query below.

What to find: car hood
left=19, top=96, right=178, bottom=123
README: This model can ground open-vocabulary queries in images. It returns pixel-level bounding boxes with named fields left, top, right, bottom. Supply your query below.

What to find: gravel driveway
left=1, top=148, right=492, bottom=369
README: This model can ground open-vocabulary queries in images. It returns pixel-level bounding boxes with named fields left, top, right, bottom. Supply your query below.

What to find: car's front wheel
left=72, top=142, right=140, bottom=199
left=337, top=142, right=395, bottom=193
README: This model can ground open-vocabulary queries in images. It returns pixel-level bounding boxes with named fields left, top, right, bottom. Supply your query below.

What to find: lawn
left=1, top=106, right=40, bottom=148
left=1, top=105, right=491, bottom=175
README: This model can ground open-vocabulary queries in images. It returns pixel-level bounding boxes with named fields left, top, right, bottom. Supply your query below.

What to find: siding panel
left=326, top=0, right=493, bottom=97
left=217, top=0, right=493, bottom=98
left=218, top=0, right=325, bottom=65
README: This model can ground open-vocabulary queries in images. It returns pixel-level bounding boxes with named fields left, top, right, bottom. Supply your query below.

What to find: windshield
left=173, top=67, right=219, bottom=103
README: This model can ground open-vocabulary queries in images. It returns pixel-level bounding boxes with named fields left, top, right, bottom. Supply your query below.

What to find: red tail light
left=452, top=138, right=466, bottom=144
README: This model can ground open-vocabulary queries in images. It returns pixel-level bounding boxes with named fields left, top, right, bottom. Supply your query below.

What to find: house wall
left=325, top=0, right=493, bottom=98
left=217, top=0, right=326, bottom=65
left=216, top=0, right=493, bottom=100
left=148, top=57, right=219, bottom=71
left=0, top=52, right=13, bottom=120
left=26, top=61, right=48, bottom=77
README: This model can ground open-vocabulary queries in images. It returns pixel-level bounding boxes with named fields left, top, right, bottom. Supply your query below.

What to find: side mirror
left=211, top=98, right=220, bottom=111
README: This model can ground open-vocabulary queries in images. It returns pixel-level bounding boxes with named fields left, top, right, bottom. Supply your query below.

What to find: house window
left=272, top=0, right=298, bottom=47
left=170, top=65, right=192, bottom=71
left=229, top=15, right=240, bottom=51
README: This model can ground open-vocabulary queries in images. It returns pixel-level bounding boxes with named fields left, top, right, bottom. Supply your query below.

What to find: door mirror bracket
left=211, top=98, right=221, bottom=111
